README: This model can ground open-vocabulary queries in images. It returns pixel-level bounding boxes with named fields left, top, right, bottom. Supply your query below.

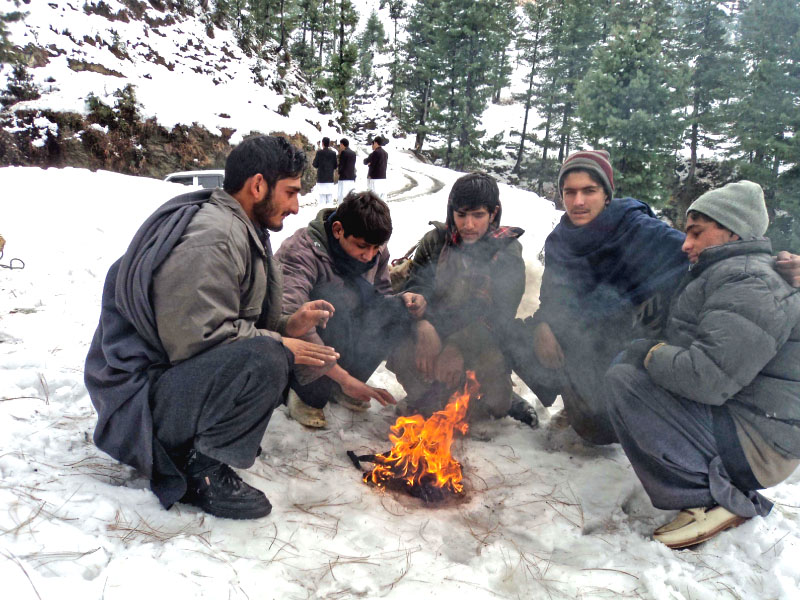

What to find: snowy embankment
left=1, top=152, right=799, bottom=600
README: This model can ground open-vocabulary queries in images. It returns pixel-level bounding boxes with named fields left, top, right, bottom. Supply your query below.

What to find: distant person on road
left=313, top=137, right=338, bottom=206
left=84, top=135, right=338, bottom=521
left=337, top=138, right=357, bottom=203
left=364, top=135, right=388, bottom=200
left=606, top=181, right=800, bottom=549
left=275, top=191, right=423, bottom=428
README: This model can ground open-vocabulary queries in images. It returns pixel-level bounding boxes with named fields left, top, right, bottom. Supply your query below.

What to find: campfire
left=348, top=371, right=480, bottom=503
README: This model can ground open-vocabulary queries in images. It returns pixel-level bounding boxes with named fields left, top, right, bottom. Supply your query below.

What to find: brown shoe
left=653, top=506, right=748, bottom=549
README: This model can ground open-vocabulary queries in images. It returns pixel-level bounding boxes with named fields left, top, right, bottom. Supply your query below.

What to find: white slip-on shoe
left=287, top=390, right=327, bottom=428
left=653, top=505, right=749, bottom=549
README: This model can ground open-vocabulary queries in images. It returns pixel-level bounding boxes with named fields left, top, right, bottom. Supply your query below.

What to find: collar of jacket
left=689, top=238, right=773, bottom=277
left=210, top=188, right=272, bottom=258
left=307, top=207, right=337, bottom=257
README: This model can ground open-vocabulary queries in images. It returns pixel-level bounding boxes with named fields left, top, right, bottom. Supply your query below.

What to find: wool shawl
left=84, top=189, right=212, bottom=479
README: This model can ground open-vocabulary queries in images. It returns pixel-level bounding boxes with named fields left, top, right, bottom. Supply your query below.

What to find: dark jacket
left=84, top=189, right=288, bottom=498
left=647, top=239, right=800, bottom=467
left=313, top=147, right=338, bottom=183
left=403, top=221, right=525, bottom=357
left=275, top=208, right=392, bottom=377
left=533, top=197, right=688, bottom=355
left=338, top=147, right=357, bottom=181
left=364, top=146, right=388, bottom=179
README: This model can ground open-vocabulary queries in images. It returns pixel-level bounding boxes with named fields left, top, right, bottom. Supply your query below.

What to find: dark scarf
left=540, top=197, right=688, bottom=336
left=325, top=211, right=379, bottom=305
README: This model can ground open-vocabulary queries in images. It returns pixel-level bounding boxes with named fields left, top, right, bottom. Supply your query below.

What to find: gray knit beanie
left=558, top=150, right=615, bottom=200
left=687, top=180, right=768, bottom=240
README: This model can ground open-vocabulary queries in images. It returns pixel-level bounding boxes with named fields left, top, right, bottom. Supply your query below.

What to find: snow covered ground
left=2, top=150, right=799, bottom=600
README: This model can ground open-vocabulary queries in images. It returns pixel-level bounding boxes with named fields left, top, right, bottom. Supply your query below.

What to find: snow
left=1, top=1, right=800, bottom=598
left=2, top=153, right=799, bottom=600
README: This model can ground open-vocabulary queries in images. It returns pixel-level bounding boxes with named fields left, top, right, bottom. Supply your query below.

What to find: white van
left=164, top=170, right=225, bottom=189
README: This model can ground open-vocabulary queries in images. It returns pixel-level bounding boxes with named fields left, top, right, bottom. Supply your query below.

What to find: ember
left=360, top=371, right=480, bottom=503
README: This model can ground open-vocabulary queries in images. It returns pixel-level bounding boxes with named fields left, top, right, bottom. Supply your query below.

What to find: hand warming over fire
left=434, top=344, right=464, bottom=388
left=284, top=299, right=335, bottom=337
left=281, top=337, right=339, bottom=366
left=341, top=376, right=396, bottom=406
left=776, top=251, right=800, bottom=288
left=401, top=292, right=427, bottom=319
left=415, top=320, right=442, bottom=380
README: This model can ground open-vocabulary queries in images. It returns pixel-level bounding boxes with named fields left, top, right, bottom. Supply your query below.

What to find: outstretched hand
left=285, top=300, right=335, bottom=337
left=282, top=337, right=339, bottom=367
left=341, top=376, right=396, bottom=406
left=776, top=251, right=800, bottom=288
left=401, top=292, right=427, bottom=319
left=414, top=320, right=442, bottom=381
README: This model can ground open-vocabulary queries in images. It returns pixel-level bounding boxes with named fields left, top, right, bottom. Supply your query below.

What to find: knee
left=605, top=364, right=645, bottom=409
left=235, top=337, right=291, bottom=382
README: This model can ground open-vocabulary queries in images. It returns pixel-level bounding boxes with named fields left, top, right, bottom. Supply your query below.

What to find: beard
left=252, top=187, right=280, bottom=231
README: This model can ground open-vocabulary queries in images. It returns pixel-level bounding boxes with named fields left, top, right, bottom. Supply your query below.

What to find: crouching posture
left=275, top=191, right=416, bottom=427
left=388, top=173, right=526, bottom=421
left=84, top=136, right=337, bottom=519
left=606, top=181, right=800, bottom=549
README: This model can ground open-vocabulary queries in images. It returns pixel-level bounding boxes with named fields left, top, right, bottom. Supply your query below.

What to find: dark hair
left=559, top=167, right=606, bottom=194
left=223, top=135, right=307, bottom=195
left=339, top=138, right=349, bottom=148
left=446, top=172, right=501, bottom=230
left=334, top=191, right=392, bottom=245
left=322, top=137, right=330, bottom=147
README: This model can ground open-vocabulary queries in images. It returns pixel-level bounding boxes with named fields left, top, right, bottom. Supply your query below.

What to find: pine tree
left=0, top=10, right=25, bottom=67
left=326, top=0, right=359, bottom=122
left=728, top=0, right=800, bottom=250
left=577, top=0, right=686, bottom=203
left=512, top=0, right=547, bottom=174
left=357, top=10, right=386, bottom=88
left=380, top=0, right=406, bottom=117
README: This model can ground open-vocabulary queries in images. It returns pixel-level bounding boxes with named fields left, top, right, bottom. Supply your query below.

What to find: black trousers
left=291, top=283, right=410, bottom=409
left=149, top=336, right=291, bottom=507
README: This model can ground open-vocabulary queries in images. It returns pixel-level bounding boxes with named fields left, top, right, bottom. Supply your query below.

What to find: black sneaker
left=181, top=451, right=272, bottom=520
left=508, top=393, right=539, bottom=428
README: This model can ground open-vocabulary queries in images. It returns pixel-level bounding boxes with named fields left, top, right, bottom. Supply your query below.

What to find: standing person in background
left=313, top=137, right=338, bottom=206
left=337, top=138, right=357, bottom=203
left=364, top=135, right=388, bottom=199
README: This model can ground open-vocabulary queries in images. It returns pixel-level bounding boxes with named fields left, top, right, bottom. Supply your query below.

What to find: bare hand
left=401, top=292, right=427, bottom=319
left=434, top=344, right=464, bottom=388
left=285, top=300, right=335, bottom=337
left=414, top=320, right=442, bottom=380
left=776, top=251, right=800, bottom=288
left=282, top=337, right=339, bottom=367
left=341, top=376, right=396, bottom=406
left=533, top=322, right=565, bottom=369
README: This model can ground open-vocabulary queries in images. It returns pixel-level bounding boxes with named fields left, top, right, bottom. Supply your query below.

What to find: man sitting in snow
left=606, top=181, right=800, bottom=549
left=275, top=191, right=423, bottom=428
left=84, top=135, right=338, bottom=520
left=387, top=172, right=531, bottom=424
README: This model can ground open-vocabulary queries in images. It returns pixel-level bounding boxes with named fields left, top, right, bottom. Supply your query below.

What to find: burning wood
left=355, top=371, right=480, bottom=503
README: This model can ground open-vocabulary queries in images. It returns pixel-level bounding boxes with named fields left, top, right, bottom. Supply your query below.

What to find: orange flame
left=364, top=371, right=480, bottom=496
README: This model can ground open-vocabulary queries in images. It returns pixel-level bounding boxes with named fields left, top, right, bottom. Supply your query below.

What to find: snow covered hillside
left=1, top=157, right=799, bottom=600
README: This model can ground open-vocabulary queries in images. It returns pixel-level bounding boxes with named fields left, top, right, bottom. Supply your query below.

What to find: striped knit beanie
left=558, top=150, right=615, bottom=200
